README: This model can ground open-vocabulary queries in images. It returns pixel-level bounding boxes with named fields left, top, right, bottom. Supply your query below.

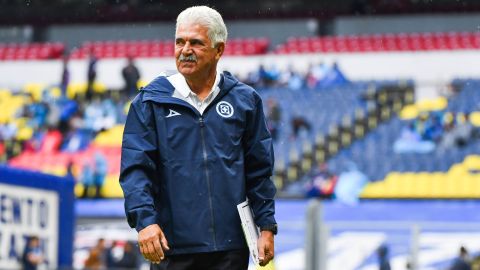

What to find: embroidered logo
left=216, top=101, right=234, bottom=118
left=166, top=109, right=181, bottom=118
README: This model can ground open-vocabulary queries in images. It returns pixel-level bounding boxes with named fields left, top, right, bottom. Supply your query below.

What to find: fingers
left=160, top=231, right=170, bottom=251
left=139, top=242, right=153, bottom=262
left=258, top=232, right=275, bottom=266
left=258, top=238, right=266, bottom=266
left=153, top=236, right=165, bottom=261
left=147, top=241, right=162, bottom=263
left=138, top=224, right=168, bottom=264
left=259, top=246, right=274, bottom=266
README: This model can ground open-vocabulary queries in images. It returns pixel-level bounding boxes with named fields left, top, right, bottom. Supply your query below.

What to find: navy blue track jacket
left=120, top=71, right=276, bottom=255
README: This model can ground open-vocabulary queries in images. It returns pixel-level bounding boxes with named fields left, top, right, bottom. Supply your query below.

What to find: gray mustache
left=179, top=54, right=197, bottom=62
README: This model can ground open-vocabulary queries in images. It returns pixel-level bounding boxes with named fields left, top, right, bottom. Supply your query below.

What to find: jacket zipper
left=199, top=116, right=217, bottom=250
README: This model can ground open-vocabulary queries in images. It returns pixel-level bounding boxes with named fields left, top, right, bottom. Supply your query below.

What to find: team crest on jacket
left=216, top=101, right=234, bottom=118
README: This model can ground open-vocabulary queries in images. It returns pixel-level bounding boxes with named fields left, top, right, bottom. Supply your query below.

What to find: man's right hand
left=138, top=224, right=170, bottom=264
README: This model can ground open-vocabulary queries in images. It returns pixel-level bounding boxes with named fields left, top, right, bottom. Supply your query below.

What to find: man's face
left=175, top=23, right=223, bottom=80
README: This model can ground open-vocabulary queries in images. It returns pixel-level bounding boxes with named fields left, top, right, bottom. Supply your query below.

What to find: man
left=22, top=236, right=43, bottom=270
left=120, top=5, right=277, bottom=270
left=450, top=246, right=472, bottom=270
left=86, top=48, right=98, bottom=101
left=122, top=56, right=141, bottom=98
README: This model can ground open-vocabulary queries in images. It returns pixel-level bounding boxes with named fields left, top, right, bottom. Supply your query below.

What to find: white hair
left=176, top=6, right=228, bottom=47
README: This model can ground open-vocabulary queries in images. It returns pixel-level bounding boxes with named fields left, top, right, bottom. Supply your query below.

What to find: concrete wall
left=47, top=19, right=317, bottom=50
left=0, top=26, right=33, bottom=43
left=334, top=13, right=480, bottom=35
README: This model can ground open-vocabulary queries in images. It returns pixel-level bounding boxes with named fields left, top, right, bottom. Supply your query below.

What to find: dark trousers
left=150, top=248, right=249, bottom=270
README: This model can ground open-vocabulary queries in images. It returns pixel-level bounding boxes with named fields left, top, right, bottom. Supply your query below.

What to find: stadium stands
left=324, top=79, right=480, bottom=198
left=1, top=36, right=479, bottom=200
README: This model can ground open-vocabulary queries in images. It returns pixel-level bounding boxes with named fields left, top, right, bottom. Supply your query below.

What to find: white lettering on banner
left=0, top=183, right=59, bottom=269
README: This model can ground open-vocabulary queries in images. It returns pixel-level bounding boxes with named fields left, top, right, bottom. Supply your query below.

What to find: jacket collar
left=169, top=71, right=222, bottom=99
left=141, top=71, right=238, bottom=104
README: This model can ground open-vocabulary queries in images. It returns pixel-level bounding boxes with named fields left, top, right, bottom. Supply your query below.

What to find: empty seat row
left=70, top=38, right=270, bottom=59
left=1, top=31, right=478, bottom=60
left=0, top=42, right=64, bottom=60
left=275, top=32, right=480, bottom=54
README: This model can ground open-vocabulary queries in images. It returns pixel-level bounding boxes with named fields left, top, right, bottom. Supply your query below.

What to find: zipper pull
left=199, top=117, right=205, bottom=127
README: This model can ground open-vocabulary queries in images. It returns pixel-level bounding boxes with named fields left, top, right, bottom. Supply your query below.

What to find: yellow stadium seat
left=360, top=182, right=385, bottom=198
left=137, top=79, right=149, bottom=89
left=0, top=89, right=12, bottom=100
left=67, top=82, right=87, bottom=99
left=470, top=112, right=480, bottom=127
left=16, top=126, right=34, bottom=141
left=75, top=183, right=85, bottom=198
left=13, top=117, right=28, bottom=128
left=94, top=125, right=124, bottom=146
left=416, top=97, right=448, bottom=112
left=124, top=101, right=131, bottom=114
left=448, top=163, right=467, bottom=176
left=49, top=86, right=62, bottom=98
left=93, top=82, right=107, bottom=93
left=361, top=155, right=480, bottom=199
left=463, top=155, right=480, bottom=170
left=100, top=174, right=123, bottom=198
left=399, top=105, right=418, bottom=120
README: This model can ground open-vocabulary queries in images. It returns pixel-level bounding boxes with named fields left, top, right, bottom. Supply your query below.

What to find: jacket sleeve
left=120, top=95, right=159, bottom=232
left=244, top=91, right=277, bottom=228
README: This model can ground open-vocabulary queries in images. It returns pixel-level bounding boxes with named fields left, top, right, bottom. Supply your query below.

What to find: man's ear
left=215, top=42, right=225, bottom=60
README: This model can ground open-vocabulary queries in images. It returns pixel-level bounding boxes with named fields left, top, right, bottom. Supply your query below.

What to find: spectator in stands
left=453, top=113, right=473, bottom=147
left=266, top=98, right=281, bottom=141
left=83, top=94, right=117, bottom=133
left=334, top=161, right=368, bottom=205
left=422, top=112, right=443, bottom=142
left=116, top=241, right=139, bottom=269
left=84, top=238, right=107, bottom=270
left=80, top=160, right=94, bottom=198
left=318, top=61, right=349, bottom=88
left=377, top=244, right=391, bottom=270
left=258, top=64, right=279, bottom=87
left=393, top=122, right=435, bottom=154
left=60, top=54, right=70, bottom=98
left=57, top=98, right=79, bottom=135
left=106, top=240, right=120, bottom=268
left=309, top=61, right=328, bottom=88
left=439, top=112, right=473, bottom=150
left=450, top=246, right=472, bottom=270
left=0, top=121, right=17, bottom=141
left=21, top=235, right=43, bottom=270
left=291, top=115, right=312, bottom=139
left=122, top=56, right=141, bottom=98
left=279, top=65, right=303, bottom=91
left=120, top=6, right=276, bottom=269
left=86, top=48, right=98, bottom=101
left=305, top=162, right=337, bottom=199
left=92, top=151, right=107, bottom=198
left=65, top=160, right=75, bottom=180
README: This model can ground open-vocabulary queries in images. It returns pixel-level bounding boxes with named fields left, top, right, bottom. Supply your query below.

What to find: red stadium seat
left=40, top=130, right=63, bottom=153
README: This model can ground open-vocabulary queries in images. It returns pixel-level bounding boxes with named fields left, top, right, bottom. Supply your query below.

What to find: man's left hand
left=257, top=230, right=274, bottom=266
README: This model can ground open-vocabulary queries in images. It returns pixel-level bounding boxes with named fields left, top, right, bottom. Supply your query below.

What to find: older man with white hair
left=120, top=5, right=277, bottom=270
